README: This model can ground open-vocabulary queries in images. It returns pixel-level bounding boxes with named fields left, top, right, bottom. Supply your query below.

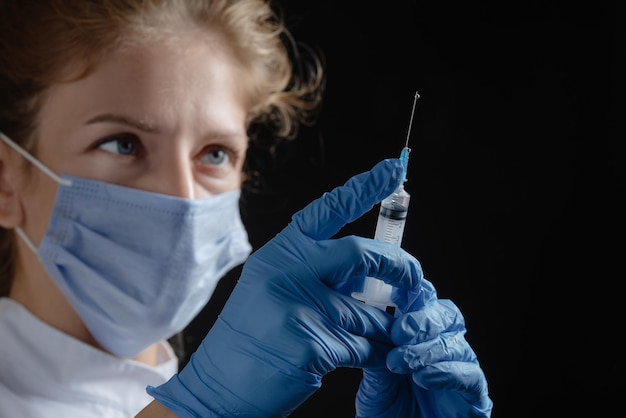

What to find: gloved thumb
left=290, top=159, right=403, bottom=241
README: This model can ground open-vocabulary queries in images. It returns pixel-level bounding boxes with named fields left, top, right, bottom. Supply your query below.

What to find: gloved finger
left=261, top=267, right=397, bottom=348
left=411, top=373, right=493, bottom=417
left=312, top=287, right=396, bottom=342
left=290, top=159, right=403, bottom=241
left=248, top=233, right=409, bottom=338
left=356, top=367, right=415, bottom=417
left=311, top=235, right=423, bottom=290
left=306, top=320, right=395, bottom=370
left=232, top=258, right=395, bottom=370
left=411, top=361, right=490, bottom=402
left=387, top=332, right=478, bottom=374
left=391, top=299, right=466, bottom=345
left=392, top=277, right=438, bottom=314
left=220, top=291, right=394, bottom=372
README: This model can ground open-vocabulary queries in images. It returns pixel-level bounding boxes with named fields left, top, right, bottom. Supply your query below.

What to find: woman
left=0, top=1, right=492, bottom=416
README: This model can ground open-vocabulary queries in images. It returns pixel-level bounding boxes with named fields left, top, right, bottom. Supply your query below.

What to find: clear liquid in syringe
left=375, top=191, right=410, bottom=245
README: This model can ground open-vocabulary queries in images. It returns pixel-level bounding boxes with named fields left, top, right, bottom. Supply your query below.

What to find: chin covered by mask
left=1, top=132, right=252, bottom=357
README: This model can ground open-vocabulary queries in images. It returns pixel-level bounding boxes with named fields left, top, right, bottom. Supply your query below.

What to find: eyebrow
left=86, top=114, right=158, bottom=133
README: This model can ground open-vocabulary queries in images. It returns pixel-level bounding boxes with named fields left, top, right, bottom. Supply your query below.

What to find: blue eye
left=98, top=134, right=141, bottom=156
left=199, top=148, right=229, bottom=166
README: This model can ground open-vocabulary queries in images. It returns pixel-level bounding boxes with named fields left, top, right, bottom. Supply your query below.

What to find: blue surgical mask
left=1, top=132, right=252, bottom=357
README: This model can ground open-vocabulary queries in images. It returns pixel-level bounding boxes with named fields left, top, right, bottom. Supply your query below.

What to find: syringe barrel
left=352, top=185, right=410, bottom=314
left=374, top=186, right=410, bottom=245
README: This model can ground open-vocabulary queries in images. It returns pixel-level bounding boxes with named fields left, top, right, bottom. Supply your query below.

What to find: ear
left=0, top=141, right=24, bottom=229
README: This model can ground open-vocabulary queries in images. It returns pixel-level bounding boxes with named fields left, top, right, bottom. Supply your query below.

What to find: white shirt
left=0, top=297, right=178, bottom=418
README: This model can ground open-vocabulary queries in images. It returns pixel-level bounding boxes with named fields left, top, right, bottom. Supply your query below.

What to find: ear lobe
left=0, top=144, right=24, bottom=229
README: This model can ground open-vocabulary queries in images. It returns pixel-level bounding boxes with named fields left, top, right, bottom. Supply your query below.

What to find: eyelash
left=198, top=147, right=231, bottom=167
left=95, top=133, right=237, bottom=168
left=96, top=133, right=144, bottom=157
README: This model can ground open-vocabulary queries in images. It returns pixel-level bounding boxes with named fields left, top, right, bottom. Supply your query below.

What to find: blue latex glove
left=146, top=159, right=424, bottom=417
left=356, top=279, right=493, bottom=417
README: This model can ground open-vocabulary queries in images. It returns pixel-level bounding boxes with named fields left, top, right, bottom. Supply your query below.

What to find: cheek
left=210, top=171, right=243, bottom=194
left=200, top=171, right=243, bottom=198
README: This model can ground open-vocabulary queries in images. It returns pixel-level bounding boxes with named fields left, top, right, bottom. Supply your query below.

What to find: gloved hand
left=146, top=159, right=424, bottom=417
left=356, top=279, right=493, bottom=417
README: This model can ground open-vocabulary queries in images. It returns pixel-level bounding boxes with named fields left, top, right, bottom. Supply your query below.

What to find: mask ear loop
left=0, top=131, right=72, bottom=187
left=1, top=131, right=73, bottom=254
left=14, top=227, right=38, bottom=254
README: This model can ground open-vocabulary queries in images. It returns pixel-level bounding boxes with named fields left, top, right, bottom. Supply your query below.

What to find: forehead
left=38, top=32, right=249, bottom=137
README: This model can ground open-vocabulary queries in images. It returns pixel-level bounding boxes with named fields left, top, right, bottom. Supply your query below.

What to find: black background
left=185, top=1, right=625, bottom=416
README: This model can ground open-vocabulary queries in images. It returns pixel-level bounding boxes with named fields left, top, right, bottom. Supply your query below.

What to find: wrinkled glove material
left=356, top=279, right=493, bottom=417
left=148, top=159, right=428, bottom=417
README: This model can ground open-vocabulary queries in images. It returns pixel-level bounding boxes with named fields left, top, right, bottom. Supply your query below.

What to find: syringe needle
left=405, top=91, right=420, bottom=148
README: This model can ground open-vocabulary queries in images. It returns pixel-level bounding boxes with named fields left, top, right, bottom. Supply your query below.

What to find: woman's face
left=20, top=32, right=250, bottom=245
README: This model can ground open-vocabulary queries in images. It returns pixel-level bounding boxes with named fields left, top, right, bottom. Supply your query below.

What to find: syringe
left=352, top=91, right=420, bottom=314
